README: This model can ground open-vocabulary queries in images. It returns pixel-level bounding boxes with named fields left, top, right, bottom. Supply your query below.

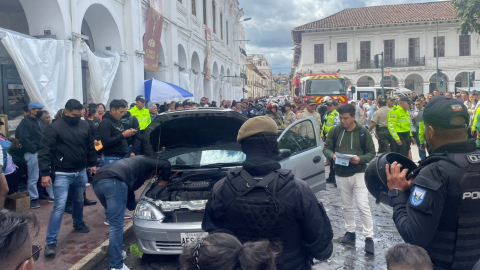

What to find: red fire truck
left=294, top=73, right=348, bottom=105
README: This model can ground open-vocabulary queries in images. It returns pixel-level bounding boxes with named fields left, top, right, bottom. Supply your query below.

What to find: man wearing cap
left=387, top=97, right=397, bottom=109
left=129, top=95, right=151, bottom=132
left=203, top=116, right=334, bottom=270
left=16, top=102, right=45, bottom=209
left=388, top=97, right=416, bottom=157
left=386, top=96, right=480, bottom=270
left=297, top=98, right=322, bottom=139
left=369, top=98, right=394, bottom=153
left=319, top=98, right=340, bottom=184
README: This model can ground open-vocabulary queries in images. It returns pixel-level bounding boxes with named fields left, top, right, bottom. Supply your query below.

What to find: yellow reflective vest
left=388, top=107, right=412, bottom=141
left=472, top=106, right=480, bottom=131
left=322, top=110, right=339, bottom=136
left=129, top=106, right=151, bottom=130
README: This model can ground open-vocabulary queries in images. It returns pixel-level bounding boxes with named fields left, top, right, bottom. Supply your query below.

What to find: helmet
left=267, top=103, right=278, bottom=110
left=322, top=96, right=333, bottom=104
left=364, top=153, right=417, bottom=205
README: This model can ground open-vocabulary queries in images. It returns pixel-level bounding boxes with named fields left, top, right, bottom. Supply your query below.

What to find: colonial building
left=0, top=0, right=248, bottom=125
left=245, top=62, right=267, bottom=97
left=247, top=53, right=274, bottom=96
left=291, top=1, right=480, bottom=94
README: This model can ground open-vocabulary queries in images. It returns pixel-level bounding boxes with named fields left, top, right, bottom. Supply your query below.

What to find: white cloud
left=240, top=0, right=439, bottom=74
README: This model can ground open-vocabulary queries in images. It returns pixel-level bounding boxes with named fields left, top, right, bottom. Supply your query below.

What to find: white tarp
left=179, top=72, right=190, bottom=93
left=1, top=32, right=73, bottom=115
left=82, top=42, right=120, bottom=105
left=194, top=73, right=204, bottom=103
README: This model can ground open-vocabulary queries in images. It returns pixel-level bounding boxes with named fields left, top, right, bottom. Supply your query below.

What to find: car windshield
left=306, top=79, right=346, bottom=96
left=168, top=150, right=246, bottom=166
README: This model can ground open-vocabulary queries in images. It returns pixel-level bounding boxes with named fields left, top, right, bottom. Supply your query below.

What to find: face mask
left=64, top=116, right=81, bottom=125
left=36, top=111, right=44, bottom=118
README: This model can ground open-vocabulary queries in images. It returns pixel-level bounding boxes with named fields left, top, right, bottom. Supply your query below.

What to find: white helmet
left=322, top=96, right=333, bottom=104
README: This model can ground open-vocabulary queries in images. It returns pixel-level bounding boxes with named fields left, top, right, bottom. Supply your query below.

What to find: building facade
left=247, top=54, right=275, bottom=96
left=0, top=0, right=247, bottom=123
left=245, top=62, right=267, bottom=97
left=292, top=1, right=480, bottom=95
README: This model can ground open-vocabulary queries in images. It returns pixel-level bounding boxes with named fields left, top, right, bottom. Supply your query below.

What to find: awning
left=144, top=79, right=194, bottom=103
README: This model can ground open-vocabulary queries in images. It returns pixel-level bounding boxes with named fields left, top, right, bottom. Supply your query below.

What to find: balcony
left=356, top=57, right=425, bottom=69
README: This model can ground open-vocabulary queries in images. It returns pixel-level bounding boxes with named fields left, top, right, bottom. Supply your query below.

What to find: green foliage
left=453, top=0, right=480, bottom=35
left=129, top=243, right=143, bottom=258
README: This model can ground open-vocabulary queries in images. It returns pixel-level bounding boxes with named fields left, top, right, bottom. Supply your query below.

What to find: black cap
left=400, top=96, right=412, bottom=103
left=135, top=95, right=146, bottom=102
left=424, top=96, right=470, bottom=129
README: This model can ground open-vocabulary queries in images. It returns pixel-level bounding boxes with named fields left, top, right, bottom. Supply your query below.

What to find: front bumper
left=133, top=218, right=204, bottom=255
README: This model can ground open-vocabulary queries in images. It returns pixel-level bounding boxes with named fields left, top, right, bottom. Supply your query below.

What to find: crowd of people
left=1, top=89, right=480, bottom=270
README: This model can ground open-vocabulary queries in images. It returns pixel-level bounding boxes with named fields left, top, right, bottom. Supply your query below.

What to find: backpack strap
left=332, top=125, right=368, bottom=154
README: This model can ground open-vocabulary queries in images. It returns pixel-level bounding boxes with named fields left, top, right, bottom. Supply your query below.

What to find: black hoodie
left=99, top=112, right=129, bottom=157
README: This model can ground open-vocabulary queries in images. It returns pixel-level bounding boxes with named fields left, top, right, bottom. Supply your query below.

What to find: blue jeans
left=46, top=169, right=88, bottom=244
left=415, top=132, right=427, bottom=160
left=102, top=156, right=124, bottom=166
left=93, top=178, right=127, bottom=269
left=24, top=152, right=39, bottom=199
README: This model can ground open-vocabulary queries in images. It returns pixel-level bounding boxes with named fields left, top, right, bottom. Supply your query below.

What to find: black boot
left=83, top=190, right=97, bottom=206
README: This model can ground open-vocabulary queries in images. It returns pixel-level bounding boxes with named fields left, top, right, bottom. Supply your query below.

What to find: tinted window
left=278, top=120, right=317, bottom=156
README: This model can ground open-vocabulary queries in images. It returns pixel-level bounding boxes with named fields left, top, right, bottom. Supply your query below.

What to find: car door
left=277, top=117, right=325, bottom=193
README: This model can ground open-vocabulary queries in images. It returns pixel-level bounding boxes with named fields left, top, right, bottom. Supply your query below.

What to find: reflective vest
left=129, top=106, right=151, bottom=130
left=472, top=106, right=480, bottom=131
left=322, top=110, right=339, bottom=136
left=388, top=107, right=412, bottom=141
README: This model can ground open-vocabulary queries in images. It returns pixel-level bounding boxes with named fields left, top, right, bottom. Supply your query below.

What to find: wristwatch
left=388, top=188, right=403, bottom=198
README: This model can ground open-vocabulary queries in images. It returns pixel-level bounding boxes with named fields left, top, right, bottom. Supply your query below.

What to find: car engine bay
left=144, top=170, right=225, bottom=216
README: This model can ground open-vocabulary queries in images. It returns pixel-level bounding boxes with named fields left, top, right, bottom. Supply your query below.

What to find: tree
left=453, top=0, right=480, bottom=35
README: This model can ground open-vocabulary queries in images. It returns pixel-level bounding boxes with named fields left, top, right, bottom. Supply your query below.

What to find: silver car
left=133, top=108, right=325, bottom=255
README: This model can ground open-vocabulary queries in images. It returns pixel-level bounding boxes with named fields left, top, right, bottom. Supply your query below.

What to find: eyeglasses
left=15, top=245, right=42, bottom=270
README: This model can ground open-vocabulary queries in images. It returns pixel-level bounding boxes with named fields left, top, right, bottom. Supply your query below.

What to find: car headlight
left=134, top=201, right=164, bottom=221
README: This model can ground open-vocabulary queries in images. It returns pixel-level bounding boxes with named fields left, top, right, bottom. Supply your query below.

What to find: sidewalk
left=27, top=186, right=135, bottom=270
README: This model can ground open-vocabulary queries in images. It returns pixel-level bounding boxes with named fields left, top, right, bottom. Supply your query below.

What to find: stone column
left=423, top=82, right=430, bottom=95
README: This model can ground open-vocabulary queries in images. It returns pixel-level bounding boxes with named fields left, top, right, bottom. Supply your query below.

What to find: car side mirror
left=295, top=88, right=300, bottom=96
left=276, top=149, right=291, bottom=161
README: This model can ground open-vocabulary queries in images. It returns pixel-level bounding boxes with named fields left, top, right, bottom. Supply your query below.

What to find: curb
left=69, top=221, right=135, bottom=270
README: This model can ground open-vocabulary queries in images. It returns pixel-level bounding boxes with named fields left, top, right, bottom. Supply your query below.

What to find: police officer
left=297, top=98, right=322, bottom=140
left=388, top=96, right=415, bottom=157
left=386, top=96, right=480, bottom=270
left=369, top=98, right=395, bottom=153
left=129, top=95, right=151, bottom=131
left=387, top=96, right=397, bottom=109
left=202, top=116, right=334, bottom=270
left=320, top=98, right=340, bottom=184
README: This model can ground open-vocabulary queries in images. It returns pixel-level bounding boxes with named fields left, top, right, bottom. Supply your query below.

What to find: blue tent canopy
left=144, top=79, right=194, bottom=103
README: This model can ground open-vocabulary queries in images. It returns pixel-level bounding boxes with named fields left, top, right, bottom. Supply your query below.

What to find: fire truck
left=294, top=73, right=348, bottom=105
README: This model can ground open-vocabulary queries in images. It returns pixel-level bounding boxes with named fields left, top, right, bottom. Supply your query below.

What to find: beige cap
left=237, top=116, right=278, bottom=143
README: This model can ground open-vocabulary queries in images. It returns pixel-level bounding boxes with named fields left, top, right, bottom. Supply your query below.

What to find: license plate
left=181, top=232, right=208, bottom=247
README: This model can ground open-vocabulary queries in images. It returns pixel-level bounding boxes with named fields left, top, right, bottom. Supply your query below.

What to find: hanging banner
left=144, top=0, right=164, bottom=71
left=204, top=27, right=212, bottom=81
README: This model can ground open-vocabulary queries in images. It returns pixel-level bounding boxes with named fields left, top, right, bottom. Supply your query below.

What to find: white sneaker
left=122, top=250, right=127, bottom=260
left=86, top=183, right=91, bottom=187
left=111, top=263, right=130, bottom=270
left=124, top=213, right=132, bottom=219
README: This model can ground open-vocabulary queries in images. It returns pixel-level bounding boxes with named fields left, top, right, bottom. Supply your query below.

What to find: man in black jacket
left=16, top=102, right=45, bottom=209
left=99, top=100, right=138, bottom=165
left=92, top=156, right=171, bottom=270
left=202, top=116, right=333, bottom=270
left=38, top=99, right=97, bottom=258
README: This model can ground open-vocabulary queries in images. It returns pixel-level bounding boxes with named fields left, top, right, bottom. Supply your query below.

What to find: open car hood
left=144, top=108, right=248, bottom=159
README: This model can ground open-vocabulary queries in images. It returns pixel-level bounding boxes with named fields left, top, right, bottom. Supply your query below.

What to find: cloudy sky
left=241, top=0, right=440, bottom=74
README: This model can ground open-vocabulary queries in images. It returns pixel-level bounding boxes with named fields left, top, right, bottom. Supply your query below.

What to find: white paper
left=334, top=152, right=358, bottom=167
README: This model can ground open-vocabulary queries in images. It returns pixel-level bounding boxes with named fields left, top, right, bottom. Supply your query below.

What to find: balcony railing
left=356, top=57, right=425, bottom=69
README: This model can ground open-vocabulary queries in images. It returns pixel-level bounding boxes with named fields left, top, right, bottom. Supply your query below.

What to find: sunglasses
left=15, top=245, right=42, bottom=270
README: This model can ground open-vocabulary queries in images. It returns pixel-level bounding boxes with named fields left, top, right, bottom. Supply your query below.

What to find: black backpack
left=331, top=125, right=368, bottom=154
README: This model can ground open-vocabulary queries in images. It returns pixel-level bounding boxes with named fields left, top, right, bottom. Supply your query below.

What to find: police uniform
left=388, top=97, right=412, bottom=157
left=371, top=105, right=395, bottom=153
left=297, top=98, right=322, bottom=140
left=390, top=96, right=480, bottom=269
left=129, top=95, right=151, bottom=131
left=322, top=108, right=340, bottom=138
left=283, top=111, right=296, bottom=127
left=202, top=116, right=333, bottom=270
